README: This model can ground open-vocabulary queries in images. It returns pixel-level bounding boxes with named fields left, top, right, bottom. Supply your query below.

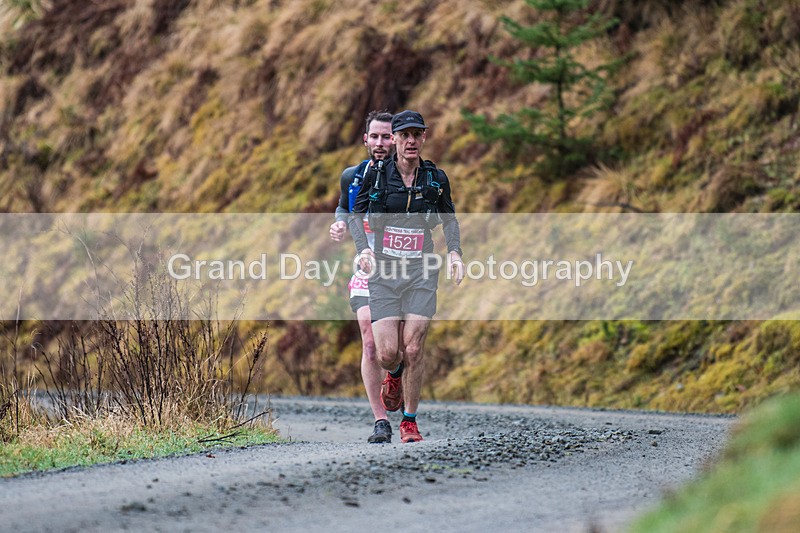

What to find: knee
left=376, top=349, right=398, bottom=368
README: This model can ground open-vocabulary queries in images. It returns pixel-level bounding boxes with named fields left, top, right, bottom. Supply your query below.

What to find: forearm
left=348, top=213, right=370, bottom=253
left=442, top=214, right=462, bottom=257
left=438, top=174, right=462, bottom=257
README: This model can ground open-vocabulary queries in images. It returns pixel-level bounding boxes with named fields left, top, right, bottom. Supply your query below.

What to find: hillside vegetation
left=1, top=0, right=799, bottom=413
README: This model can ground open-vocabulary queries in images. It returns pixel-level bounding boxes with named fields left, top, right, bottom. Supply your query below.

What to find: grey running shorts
left=350, top=295, right=369, bottom=313
left=348, top=273, right=369, bottom=313
left=368, top=265, right=439, bottom=321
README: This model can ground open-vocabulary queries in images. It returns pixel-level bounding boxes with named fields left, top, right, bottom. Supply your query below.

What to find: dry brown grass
left=0, top=248, right=272, bottom=442
left=0, top=1, right=50, bottom=34
left=13, top=403, right=272, bottom=450
left=576, top=163, right=655, bottom=213
left=2, top=0, right=798, bottom=214
left=0, top=385, right=41, bottom=442
left=2, top=0, right=537, bottom=212
left=15, top=410, right=137, bottom=449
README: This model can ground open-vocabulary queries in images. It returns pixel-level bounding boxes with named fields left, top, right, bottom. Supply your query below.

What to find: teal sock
left=402, top=411, right=416, bottom=423
left=389, top=361, right=404, bottom=379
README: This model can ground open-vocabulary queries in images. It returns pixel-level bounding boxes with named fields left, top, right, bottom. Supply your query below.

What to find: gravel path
left=0, top=397, right=733, bottom=532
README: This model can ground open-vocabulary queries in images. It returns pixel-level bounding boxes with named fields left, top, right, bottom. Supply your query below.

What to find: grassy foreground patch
left=0, top=417, right=278, bottom=478
left=630, top=393, right=800, bottom=533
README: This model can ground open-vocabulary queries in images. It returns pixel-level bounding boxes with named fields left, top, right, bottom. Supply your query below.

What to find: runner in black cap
left=348, top=110, right=463, bottom=443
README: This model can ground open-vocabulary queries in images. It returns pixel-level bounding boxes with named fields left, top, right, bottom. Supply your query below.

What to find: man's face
left=393, top=128, right=426, bottom=160
left=364, top=120, right=393, bottom=162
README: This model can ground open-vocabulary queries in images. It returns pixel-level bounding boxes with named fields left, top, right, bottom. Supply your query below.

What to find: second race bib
left=348, top=274, right=369, bottom=298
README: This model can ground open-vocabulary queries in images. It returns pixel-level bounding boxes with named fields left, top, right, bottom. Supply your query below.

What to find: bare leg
left=356, top=306, right=387, bottom=421
left=371, top=317, right=403, bottom=371
left=398, top=319, right=406, bottom=368
left=399, top=314, right=430, bottom=415
left=398, top=320, right=406, bottom=354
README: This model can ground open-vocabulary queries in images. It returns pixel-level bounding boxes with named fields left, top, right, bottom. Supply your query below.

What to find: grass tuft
left=0, top=414, right=277, bottom=477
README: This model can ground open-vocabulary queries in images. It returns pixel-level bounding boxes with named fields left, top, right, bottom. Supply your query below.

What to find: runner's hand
left=358, top=248, right=375, bottom=274
left=448, top=251, right=464, bottom=286
left=330, top=221, right=346, bottom=241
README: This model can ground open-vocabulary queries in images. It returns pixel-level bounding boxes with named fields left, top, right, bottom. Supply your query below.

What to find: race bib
left=348, top=274, right=369, bottom=298
left=382, top=225, right=424, bottom=258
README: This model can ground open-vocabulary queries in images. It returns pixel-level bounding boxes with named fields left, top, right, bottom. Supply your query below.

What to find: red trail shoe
left=380, top=373, right=403, bottom=412
left=400, top=420, right=423, bottom=443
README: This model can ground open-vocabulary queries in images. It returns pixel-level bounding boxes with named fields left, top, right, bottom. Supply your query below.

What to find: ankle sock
left=389, top=361, right=404, bottom=379
left=402, top=411, right=416, bottom=423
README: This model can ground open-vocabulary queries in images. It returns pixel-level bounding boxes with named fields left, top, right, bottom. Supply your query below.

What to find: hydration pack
left=347, top=159, right=370, bottom=212
left=368, top=159, right=443, bottom=229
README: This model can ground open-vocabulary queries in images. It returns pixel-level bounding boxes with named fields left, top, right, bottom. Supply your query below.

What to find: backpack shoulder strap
left=420, top=159, right=440, bottom=188
left=353, top=159, right=370, bottom=181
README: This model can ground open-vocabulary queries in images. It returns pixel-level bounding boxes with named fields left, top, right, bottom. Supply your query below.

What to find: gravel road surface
left=0, top=397, right=733, bottom=532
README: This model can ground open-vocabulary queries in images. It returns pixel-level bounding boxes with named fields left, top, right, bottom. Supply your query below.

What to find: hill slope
left=1, top=0, right=799, bottom=412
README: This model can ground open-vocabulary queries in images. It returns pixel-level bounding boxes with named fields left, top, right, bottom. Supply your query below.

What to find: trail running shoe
left=400, top=420, right=423, bottom=443
left=367, top=419, right=392, bottom=443
left=380, top=373, right=403, bottom=412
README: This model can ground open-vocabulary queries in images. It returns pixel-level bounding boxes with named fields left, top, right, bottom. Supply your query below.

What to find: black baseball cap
left=391, top=110, right=428, bottom=132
